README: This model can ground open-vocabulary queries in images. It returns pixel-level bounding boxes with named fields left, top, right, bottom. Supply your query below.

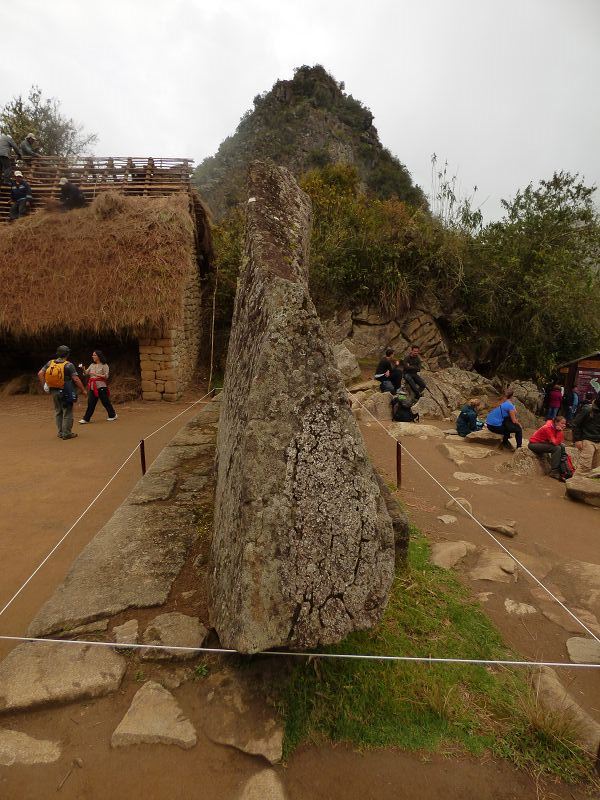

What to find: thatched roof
left=0, top=192, right=209, bottom=337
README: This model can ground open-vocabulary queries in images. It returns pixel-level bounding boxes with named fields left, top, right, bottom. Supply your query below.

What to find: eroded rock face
left=211, top=162, right=395, bottom=653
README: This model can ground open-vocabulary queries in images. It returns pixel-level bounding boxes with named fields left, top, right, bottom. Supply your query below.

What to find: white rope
left=0, top=390, right=217, bottom=620
left=0, top=634, right=598, bottom=670
left=355, top=398, right=600, bottom=644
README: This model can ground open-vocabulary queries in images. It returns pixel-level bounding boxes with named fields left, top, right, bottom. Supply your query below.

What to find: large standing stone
left=0, top=642, right=126, bottom=712
left=111, top=681, right=197, bottom=749
left=0, top=730, right=61, bottom=766
left=211, top=162, right=394, bottom=653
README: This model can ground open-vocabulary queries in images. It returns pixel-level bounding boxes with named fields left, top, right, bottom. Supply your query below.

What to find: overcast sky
left=2, top=0, right=599, bottom=219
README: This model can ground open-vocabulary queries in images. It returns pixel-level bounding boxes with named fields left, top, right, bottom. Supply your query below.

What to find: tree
left=0, top=86, right=97, bottom=157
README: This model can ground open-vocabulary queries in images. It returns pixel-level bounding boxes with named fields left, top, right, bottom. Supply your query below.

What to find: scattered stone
left=446, top=485, right=460, bottom=493
left=445, top=497, right=473, bottom=516
left=453, top=471, right=496, bottom=486
left=59, top=618, right=110, bottom=637
left=159, top=667, right=193, bottom=690
left=111, top=681, right=197, bottom=749
left=566, top=637, right=600, bottom=664
left=469, top=549, right=517, bottom=583
left=141, top=613, right=208, bottom=661
left=565, top=475, right=600, bottom=508
left=477, top=592, right=493, bottom=603
left=113, top=619, right=139, bottom=646
left=391, top=422, right=445, bottom=439
left=437, top=514, right=457, bottom=525
left=483, top=520, right=518, bottom=538
left=180, top=590, right=196, bottom=600
left=430, top=541, right=476, bottom=570
left=504, top=599, right=537, bottom=616
left=238, top=770, right=287, bottom=800
left=0, top=729, right=61, bottom=766
left=440, top=444, right=468, bottom=466
left=529, top=585, right=566, bottom=604
left=0, top=642, right=126, bottom=713
left=332, top=342, right=361, bottom=384
left=540, top=605, right=600, bottom=638
left=202, top=669, right=284, bottom=764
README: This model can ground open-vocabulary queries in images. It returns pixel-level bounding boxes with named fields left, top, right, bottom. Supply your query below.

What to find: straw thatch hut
left=0, top=191, right=212, bottom=401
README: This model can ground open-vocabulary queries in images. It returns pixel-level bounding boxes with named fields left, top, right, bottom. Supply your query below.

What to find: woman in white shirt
left=79, top=350, right=117, bottom=423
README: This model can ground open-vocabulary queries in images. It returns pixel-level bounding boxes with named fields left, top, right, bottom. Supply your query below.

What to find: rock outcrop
left=565, top=475, right=600, bottom=508
left=412, top=367, right=496, bottom=419
left=211, top=161, right=395, bottom=653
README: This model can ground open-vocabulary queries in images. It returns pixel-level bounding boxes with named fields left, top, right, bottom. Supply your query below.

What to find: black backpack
left=392, top=395, right=419, bottom=423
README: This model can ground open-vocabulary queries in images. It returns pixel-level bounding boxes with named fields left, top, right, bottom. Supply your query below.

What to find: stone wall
left=138, top=267, right=202, bottom=401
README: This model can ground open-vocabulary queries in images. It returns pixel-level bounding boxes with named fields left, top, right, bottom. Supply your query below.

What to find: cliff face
left=194, top=65, right=425, bottom=218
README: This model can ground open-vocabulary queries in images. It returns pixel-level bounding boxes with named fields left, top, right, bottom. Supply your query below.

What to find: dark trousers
left=404, top=373, right=426, bottom=395
left=52, top=392, right=74, bottom=436
left=0, top=156, right=11, bottom=184
left=10, top=198, right=30, bottom=219
left=528, top=442, right=566, bottom=471
left=487, top=419, right=523, bottom=448
left=379, top=368, right=403, bottom=394
left=83, top=387, right=116, bottom=421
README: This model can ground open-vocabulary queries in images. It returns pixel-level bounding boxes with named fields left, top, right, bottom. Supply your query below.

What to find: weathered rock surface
left=508, top=380, right=541, bottom=414
left=445, top=497, right=473, bottom=516
left=332, top=342, right=362, bottom=384
left=504, top=599, right=537, bottom=616
left=465, top=429, right=506, bottom=447
left=211, top=162, right=394, bottom=653
left=437, top=514, right=457, bottom=525
left=111, top=681, right=197, bottom=749
left=391, top=422, right=444, bottom=439
left=453, top=471, right=496, bottom=486
left=412, top=367, right=495, bottom=420
left=238, top=770, right=287, bottom=800
left=113, top=619, right=139, bottom=645
left=469, top=550, right=517, bottom=583
left=0, top=642, right=126, bottom=712
left=540, top=605, right=600, bottom=637
left=566, top=637, right=600, bottom=664
left=498, top=447, right=551, bottom=477
left=544, top=559, right=600, bottom=619
left=374, top=473, right=409, bottom=555
left=0, top=729, right=61, bottom=766
left=483, top=520, right=518, bottom=538
left=565, top=475, right=600, bottom=508
left=441, top=444, right=496, bottom=466
left=359, top=391, right=392, bottom=421
left=141, top=613, right=207, bottom=661
left=430, top=541, right=476, bottom=569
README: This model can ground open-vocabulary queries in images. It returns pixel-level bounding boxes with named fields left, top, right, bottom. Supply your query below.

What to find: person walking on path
left=456, top=398, right=483, bottom=437
left=402, top=345, right=427, bottom=397
left=9, top=171, right=33, bottom=220
left=546, top=384, right=563, bottom=420
left=374, top=347, right=402, bottom=394
left=37, top=345, right=85, bottom=440
left=78, top=350, right=117, bottom=424
left=528, top=416, right=572, bottom=481
left=572, top=394, right=600, bottom=473
left=0, top=133, right=21, bottom=183
left=485, top=389, right=523, bottom=449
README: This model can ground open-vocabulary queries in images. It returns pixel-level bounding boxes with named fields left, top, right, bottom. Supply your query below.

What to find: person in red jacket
left=546, top=384, right=563, bottom=420
left=527, top=416, right=572, bottom=481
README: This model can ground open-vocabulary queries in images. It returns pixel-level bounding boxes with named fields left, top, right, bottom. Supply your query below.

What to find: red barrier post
left=396, top=439, right=402, bottom=489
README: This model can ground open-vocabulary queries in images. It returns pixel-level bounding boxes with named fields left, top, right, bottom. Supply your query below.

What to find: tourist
left=0, top=133, right=21, bottom=183
left=572, top=394, right=600, bottom=474
left=528, top=416, right=572, bottom=481
left=59, top=177, right=86, bottom=210
left=37, top=345, right=85, bottom=440
left=19, top=133, right=41, bottom=160
left=402, top=345, right=427, bottom=397
left=485, top=389, right=523, bottom=449
left=78, top=350, right=117, bottom=423
left=564, top=386, right=579, bottom=424
left=374, top=347, right=402, bottom=394
left=9, top=171, right=33, bottom=220
left=456, top=398, right=483, bottom=437
left=546, top=383, right=563, bottom=420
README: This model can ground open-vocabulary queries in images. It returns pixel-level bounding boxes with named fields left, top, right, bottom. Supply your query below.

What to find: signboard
left=576, top=364, right=600, bottom=398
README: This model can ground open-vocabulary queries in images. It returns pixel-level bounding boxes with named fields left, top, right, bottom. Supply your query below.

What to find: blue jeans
left=546, top=406, right=559, bottom=420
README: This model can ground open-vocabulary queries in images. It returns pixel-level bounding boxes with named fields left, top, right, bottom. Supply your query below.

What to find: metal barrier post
left=140, top=439, right=147, bottom=476
left=396, top=439, right=402, bottom=488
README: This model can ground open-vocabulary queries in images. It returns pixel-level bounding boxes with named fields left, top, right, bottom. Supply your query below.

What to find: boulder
left=445, top=497, right=473, bottom=516
left=413, top=367, right=496, bottom=420
left=400, top=311, right=451, bottom=369
left=465, top=429, right=506, bottom=447
left=469, top=549, right=517, bottom=583
left=113, top=619, right=139, bottom=646
left=508, top=380, right=542, bottom=414
left=565, top=637, right=600, bottom=665
left=211, top=162, right=394, bottom=653
left=437, top=514, right=457, bottom=525
left=565, top=475, right=600, bottom=508
left=430, top=541, right=476, bottom=569
left=345, top=320, right=407, bottom=359
left=391, top=422, right=444, bottom=439
left=512, top=398, right=542, bottom=430
left=332, top=342, right=361, bottom=384
left=141, top=613, right=208, bottom=661
left=111, top=681, right=197, bottom=749
left=360, top=391, right=393, bottom=421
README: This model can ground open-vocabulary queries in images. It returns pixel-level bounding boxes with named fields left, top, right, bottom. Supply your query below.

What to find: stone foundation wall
left=138, top=267, right=202, bottom=401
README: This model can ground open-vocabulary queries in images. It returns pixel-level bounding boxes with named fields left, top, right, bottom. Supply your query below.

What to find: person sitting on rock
left=456, top=398, right=483, bottom=437
left=528, top=416, right=572, bottom=481
left=402, top=345, right=427, bottom=397
left=9, top=171, right=33, bottom=220
left=572, top=394, right=600, bottom=474
left=374, top=347, right=402, bottom=394
left=485, top=389, right=523, bottom=449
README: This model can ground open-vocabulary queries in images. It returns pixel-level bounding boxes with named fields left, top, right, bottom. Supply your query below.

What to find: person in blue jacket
left=9, top=171, right=33, bottom=220
left=456, top=398, right=483, bottom=437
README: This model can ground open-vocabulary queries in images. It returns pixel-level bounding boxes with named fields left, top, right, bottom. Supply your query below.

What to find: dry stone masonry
left=211, top=161, right=395, bottom=654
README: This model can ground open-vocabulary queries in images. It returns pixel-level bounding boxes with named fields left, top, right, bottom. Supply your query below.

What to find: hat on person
left=59, top=177, right=68, bottom=186
left=26, top=133, right=36, bottom=140
left=56, top=345, right=70, bottom=357
left=13, top=170, right=23, bottom=177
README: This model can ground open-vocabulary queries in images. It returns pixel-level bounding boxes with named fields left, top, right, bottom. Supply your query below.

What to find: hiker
left=564, top=386, right=579, bottom=423
left=528, top=416, right=572, bottom=481
left=0, top=133, right=21, bottom=183
left=78, top=350, right=117, bottom=423
left=546, top=383, right=563, bottom=420
left=572, top=394, right=600, bottom=473
left=9, top=171, right=33, bottom=220
left=456, top=398, right=483, bottom=437
left=485, top=389, right=523, bottom=449
left=37, top=345, right=85, bottom=440
left=59, top=177, right=86, bottom=210
left=402, top=345, right=427, bottom=397
left=19, top=133, right=41, bottom=160
left=374, top=347, right=402, bottom=394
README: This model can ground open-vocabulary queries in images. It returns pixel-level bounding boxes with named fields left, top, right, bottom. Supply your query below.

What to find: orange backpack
left=45, top=359, right=67, bottom=389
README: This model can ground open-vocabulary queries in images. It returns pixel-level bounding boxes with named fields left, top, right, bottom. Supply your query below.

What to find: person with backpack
left=456, top=398, right=483, bottom=437
left=391, top=391, right=419, bottom=423
left=374, top=347, right=402, bottom=394
left=78, top=349, right=117, bottom=424
left=528, top=416, right=572, bottom=481
left=572, top=394, right=600, bottom=473
left=485, top=389, right=523, bottom=449
left=37, top=345, right=85, bottom=440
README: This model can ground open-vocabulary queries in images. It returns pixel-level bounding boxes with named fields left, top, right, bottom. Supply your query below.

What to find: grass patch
left=281, top=527, right=597, bottom=786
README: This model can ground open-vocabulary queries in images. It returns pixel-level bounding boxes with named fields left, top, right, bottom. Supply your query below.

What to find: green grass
left=281, top=527, right=597, bottom=786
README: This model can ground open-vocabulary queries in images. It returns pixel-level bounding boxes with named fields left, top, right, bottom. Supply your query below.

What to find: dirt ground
left=0, top=395, right=598, bottom=799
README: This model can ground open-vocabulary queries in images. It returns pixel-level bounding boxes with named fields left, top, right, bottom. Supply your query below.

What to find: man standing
left=37, top=346, right=85, bottom=440
left=19, top=133, right=41, bottom=160
left=403, top=345, right=427, bottom=397
left=0, top=133, right=21, bottom=183
left=59, top=177, right=86, bottom=210
left=572, top=394, right=600, bottom=473
left=9, top=171, right=33, bottom=220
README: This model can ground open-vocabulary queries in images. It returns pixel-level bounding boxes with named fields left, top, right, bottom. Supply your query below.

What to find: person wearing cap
left=9, top=171, right=33, bottom=220
left=19, top=133, right=41, bottom=160
left=37, top=346, right=85, bottom=440
left=59, top=177, right=86, bottom=210
left=0, top=133, right=22, bottom=183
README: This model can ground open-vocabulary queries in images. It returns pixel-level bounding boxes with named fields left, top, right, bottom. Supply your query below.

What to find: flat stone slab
left=469, top=549, right=517, bottom=583
left=127, top=473, right=177, bottom=504
left=113, top=619, right=139, bottom=645
left=0, top=642, right=126, bottom=713
left=202, top=669, right=284, bottom=764
left=141, top=613, right=207, bottom=661
left=149, top=445, right=208, bottom=474
left=169, top=428, right=216, bottom=447
left=483, top=520, right=518, bottom=538
left=540, top=605, right=600, bottom=637
left=0, top=729, right=61, bottom=766
left=566, top=475, right=600, bottom=508
left=465, top=429, right=507, bottom=446
left=111, top=681, right=197, bottom=749
left=445, top=497, right=473, bottom=516
left=566, top=637, right=600, bottom=664
left=437, top=514, right=457, bottom=525
left=391, top=422, right=444, bottom=439
left=430, top=541, right=476, bottom=569
left=238, top=770, right=287, bottom=800
left=453, top=472, right=496, bottom=486
left=504, top=599, right=537, bottom=616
